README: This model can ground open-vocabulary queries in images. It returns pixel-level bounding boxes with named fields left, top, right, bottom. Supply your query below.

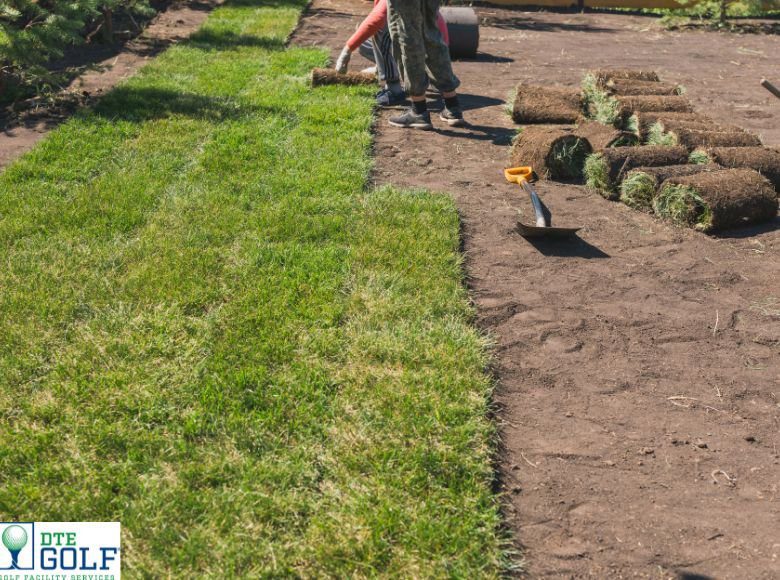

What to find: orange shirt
left=345, top=0, right=450, bottom=52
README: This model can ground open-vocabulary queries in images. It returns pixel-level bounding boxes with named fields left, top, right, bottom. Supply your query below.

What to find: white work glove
left=335, top=47, right=351, bottom=74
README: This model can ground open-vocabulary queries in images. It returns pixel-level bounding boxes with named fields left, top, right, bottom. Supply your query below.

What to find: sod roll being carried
left=584, top=145, right=689, bottom=199
left=700, top=146, right=780, bottom=191
left=512, top=84, right=583, bottom=124
left=311, top=68, right=376, bottom=87
left=575, top=120, right=637, bottom=151
left=620, top=163, right=721, bottom=211
left=510, top=125, right=592, bottom=180
left=672, top=128, right=762, bottom=151
left=593, top=69, right=660, bottom=86
left=655, top=169, right=778, bottom=233
left=606, top=79, right=683, bottom=96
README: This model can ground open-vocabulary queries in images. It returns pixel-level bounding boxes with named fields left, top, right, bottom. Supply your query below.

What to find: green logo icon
left=2, top=525, right=28, bottom=569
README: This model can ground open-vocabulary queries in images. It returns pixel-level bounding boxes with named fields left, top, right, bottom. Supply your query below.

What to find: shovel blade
left=517, top=222, right=581, bottom=238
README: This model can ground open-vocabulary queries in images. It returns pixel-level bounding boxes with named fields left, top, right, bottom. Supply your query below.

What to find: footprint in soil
left=540, top=330, right=583, bottom=353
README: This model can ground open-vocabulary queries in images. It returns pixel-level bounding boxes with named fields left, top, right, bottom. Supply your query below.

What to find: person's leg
left=387, top=0, right=432, bottom=128
left=373, top=27, right=403, bottom=97
left=358, top=40, right=376, bottom=64
left=421, top=0, right=464, bottom=125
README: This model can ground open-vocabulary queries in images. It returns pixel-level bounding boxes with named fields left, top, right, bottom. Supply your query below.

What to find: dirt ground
left=0, top=0, right=220, bottom=169
left=294, top=2, right=780, bottom=578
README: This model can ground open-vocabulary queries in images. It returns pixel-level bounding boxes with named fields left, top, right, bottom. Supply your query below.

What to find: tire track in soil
left=296, top=2, right=780, bottom=578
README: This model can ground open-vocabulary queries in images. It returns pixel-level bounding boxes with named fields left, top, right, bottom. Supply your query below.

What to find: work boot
left=389, top=107, right=433, bottom=130
left=440, top=105, right=465, bottom=127
left=376, top=89, right=407, bottom=107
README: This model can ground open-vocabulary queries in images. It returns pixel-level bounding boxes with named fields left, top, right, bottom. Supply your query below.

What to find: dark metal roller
left=440, top=7, right=479, bottom=59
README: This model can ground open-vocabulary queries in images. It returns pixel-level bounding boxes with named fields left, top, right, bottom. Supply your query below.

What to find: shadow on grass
left=92, top=86, right=278, bottom=122
left=186, top=28, right=287, bottom=50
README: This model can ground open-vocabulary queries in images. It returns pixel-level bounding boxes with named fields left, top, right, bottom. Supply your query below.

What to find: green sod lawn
left=0, top=0, right=509, bottom=575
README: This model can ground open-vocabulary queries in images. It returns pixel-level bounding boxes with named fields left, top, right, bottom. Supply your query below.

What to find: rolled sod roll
left=440, top=7, right=479, bottom=58
left=593, top=69, right=660, bottom=86
left=617, top=95, right=694, bottom=114
left=512, top=84, right=583, bottom=124
left=510, top=125, right=592, bottom=181
left=584, top=145, right=689, bottom=199
left=311, top=68, right=376, bottom=87
left=646, top=119, right=718, bottom=145
left=637, top=112, right=713, bottom=140
left=701, top=146, right=780, bottom=191
left=672, top=128, right=762, bottom=151
left=655, top=168, right=778, bottom=233
left=575, top=120, right=638, bottom=151
left=606, top=79, right=683, bottom=96
left=620, top=163, right=721, bottom=211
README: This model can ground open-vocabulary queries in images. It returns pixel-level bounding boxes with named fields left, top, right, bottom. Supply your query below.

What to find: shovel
left=504, top=166, right=581, bottom=238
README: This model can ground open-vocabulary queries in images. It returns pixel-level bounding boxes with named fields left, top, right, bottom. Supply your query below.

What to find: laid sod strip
left=673, top=128, right=762, bottom=150
left=637, top=111, right=712, bottom=141
left=704, top=146, right=780, bottom=190
left=575, top=120, right=637, bottom=151
left=606, top=79, right=683, bottom=96
left=593, top=68, right=660, bottom=85
left=655, top=168, right=778, bottom=232
left=510, top=125, right=592, bottom=180
left=619, top=163, right=721, bottom=211
left=0, top=0, right=506, bottom=575
left=511, top=84, right=582, bottom=124
left=584, top=145, right=689, bottom=199
left=310, top=67, right=376, bottom=87
left=582, top=73, right=621, bottom=126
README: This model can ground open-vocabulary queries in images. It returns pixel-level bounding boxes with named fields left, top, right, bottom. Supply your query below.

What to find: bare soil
left=0, top=0, right=220, bottom=169
left=294, top=2, right=780, bottom=578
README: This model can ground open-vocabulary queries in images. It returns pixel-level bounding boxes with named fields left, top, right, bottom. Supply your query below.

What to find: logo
left=0, top=523, right=33, bottom=570
left=0, top=522, right=120, bottom=578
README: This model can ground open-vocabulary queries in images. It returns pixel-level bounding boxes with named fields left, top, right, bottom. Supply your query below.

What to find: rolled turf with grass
left=616, top=95, right=694, bottom=115
left=606, top=79, right=683, bottom=96
left=672, top=128, right=762, bottom=151
left=646, top=119, right=718, bottom=145
left=575, top=120, right=637, bottom=151
left=584, top=145, right=689, bottom=199
left=655, top=168, right=778, bottom=232
left=619, top=163, right=721, bottom=211
left=511, top=84, right=582, bottom=124
left=593, top=69, right=660, bottom=86
left=637, top=112, right=713, bottom=141
left=702, top=146, right=780, bottom=190
left=510, top=125, right=592, bottom=180
left=582, top=73, right=622, bottom=126
left=311, top=67, right=376, bottom=86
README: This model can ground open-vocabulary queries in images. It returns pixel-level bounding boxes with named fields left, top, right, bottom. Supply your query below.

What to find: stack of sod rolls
left=690, top=147, right=780, bottom=191
left=619, top=164, right=722, bottom=211
left=584, top=145, right=689, bottom=199
left=510, top=125, right=592, bottom=180
left=654, top=169, right=778, bottom=232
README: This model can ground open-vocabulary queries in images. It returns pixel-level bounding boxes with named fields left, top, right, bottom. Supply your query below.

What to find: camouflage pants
left=386, top=0, right=460, bottom=96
